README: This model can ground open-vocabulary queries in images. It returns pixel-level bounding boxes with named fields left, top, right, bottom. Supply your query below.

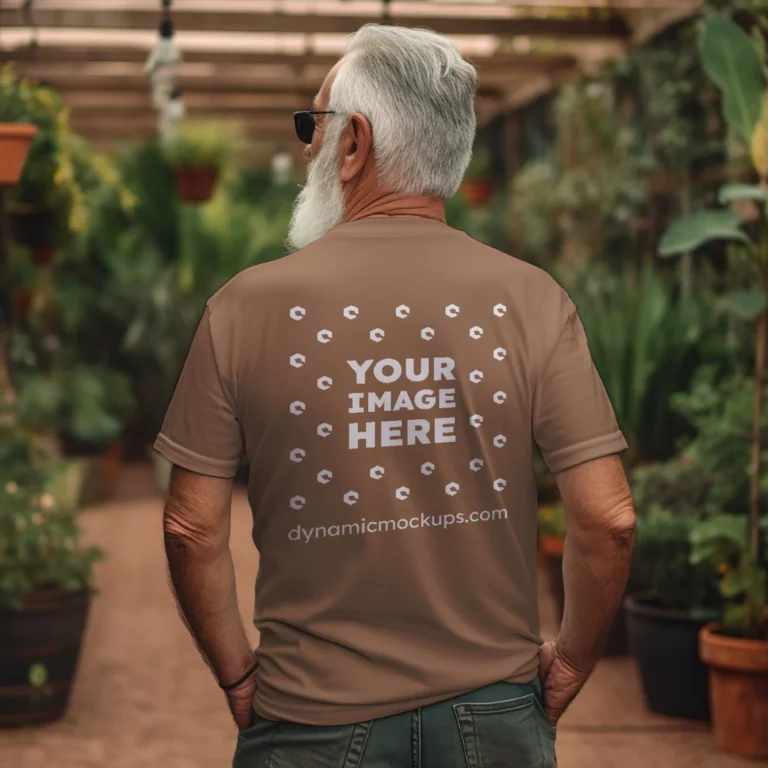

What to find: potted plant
left=659, top=14, right=768, bottom=757
left=461, top=146, right=494, bottom=206
left=0, top=412, right=103, bottom=727
left=624, top=504, right=720, bottom=721
left=0, top=124, right=37, bottom=188
left=164, top=120, right=244, bottom=204
left=14, top=365, right=136, bottom=506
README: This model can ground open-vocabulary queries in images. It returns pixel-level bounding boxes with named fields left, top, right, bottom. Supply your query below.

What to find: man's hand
left=225, top=668, right=258, bottom=731
left=538, top=639, right=593, bottom=726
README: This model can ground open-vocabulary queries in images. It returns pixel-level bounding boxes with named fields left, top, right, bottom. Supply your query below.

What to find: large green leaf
left=691, top=515, right=748, bottom=549
left=658, top=210, right=750, bottom=257
left=718, top=182, right=768, bottom=204
left=724, top=289, right=768, bottom=320
left=700, top=15, right=766, bottom=143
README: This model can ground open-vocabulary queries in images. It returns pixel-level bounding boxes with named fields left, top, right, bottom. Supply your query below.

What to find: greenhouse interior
left=1, top=1, right=767, bottom=766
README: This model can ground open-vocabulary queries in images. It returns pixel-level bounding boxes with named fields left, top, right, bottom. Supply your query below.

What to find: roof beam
left=0, top=7, right=631, bottom=40
left=9, top=67, right=508, bottom=100
left=1, top=44, right=576, bottom=75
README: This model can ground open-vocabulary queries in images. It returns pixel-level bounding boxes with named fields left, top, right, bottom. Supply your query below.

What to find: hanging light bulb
left=271, top=146, right=293, bottom=185
left=146, top=1, right=182, bottom=111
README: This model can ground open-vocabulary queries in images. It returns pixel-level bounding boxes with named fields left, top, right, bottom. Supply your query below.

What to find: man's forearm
left=558, top=515, right=635, bottom=670
left=164, top=534, right=254, bottom=686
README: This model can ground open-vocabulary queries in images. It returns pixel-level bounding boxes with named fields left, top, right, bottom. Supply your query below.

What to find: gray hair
left=329, top=24, right=478, bottom=199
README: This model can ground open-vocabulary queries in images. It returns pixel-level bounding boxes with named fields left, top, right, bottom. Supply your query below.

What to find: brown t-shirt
left=155, top=216, right=626, bottom=726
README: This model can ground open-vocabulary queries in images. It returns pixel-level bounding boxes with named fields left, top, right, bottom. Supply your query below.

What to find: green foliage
left=718, top=183, right=768, bottom=204
left=0, top=414, right=103, bottom=610
left=538, top=502, right=565, bottom=538
left=445, top=189, right=509, bottom=250
left=13, top=364, right=135, bottom=446
left=163, top=120, right=245, bottom=169
left=630, top=507, right=721, bottom=614
left=690, top=514, right=768, bottom=638
left=509, top=159, right=560, bottom=264
left=464, top=145, right=492, bottom=181
left=723, top=289, right=768, bottom=321
left=564, top=264, right=703, bottom=464
left=699, top=15, right=765, bottom=144
left=510, top=75, right=649, bottom=270
left=659, top=210, right=750, bottom=256
left=656, top=11, right=768, bottom=639
left=54, top=142, right=295, bottom=435
left=0, top=64, right=132, bottom=236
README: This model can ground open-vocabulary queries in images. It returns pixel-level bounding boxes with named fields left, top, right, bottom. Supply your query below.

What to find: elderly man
left=156, top=23, right=635, bottom=767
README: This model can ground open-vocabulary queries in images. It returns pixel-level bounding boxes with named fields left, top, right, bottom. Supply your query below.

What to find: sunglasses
left=293, top=110, right=336, bottom=144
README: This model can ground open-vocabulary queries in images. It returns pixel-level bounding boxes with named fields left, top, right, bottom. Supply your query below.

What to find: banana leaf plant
left=659, top=14, right=768, bottom=638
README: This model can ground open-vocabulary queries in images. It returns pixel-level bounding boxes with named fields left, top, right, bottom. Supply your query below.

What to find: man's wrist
left=219, top=661, right=258, bottom=691
left=553, top=635, right=596, bottom=676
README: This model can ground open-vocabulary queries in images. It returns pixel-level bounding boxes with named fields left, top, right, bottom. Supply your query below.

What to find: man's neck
left=343, top=190, right=445, bottom=224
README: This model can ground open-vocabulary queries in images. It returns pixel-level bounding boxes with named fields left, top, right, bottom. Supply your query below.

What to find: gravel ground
left=0, top=464, right=755, bottom=768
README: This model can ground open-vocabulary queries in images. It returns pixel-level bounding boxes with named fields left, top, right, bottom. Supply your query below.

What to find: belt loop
left=411, top=708, right=422, bottom=768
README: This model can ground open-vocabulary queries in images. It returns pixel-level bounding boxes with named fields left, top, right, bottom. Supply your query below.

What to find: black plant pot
left=625, top=594, right=714, bottom=721
left=0, top=589, right=91, bottom=726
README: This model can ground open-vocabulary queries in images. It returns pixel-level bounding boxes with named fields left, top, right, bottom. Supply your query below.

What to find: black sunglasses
left=293, top=110, right=336, bottom=144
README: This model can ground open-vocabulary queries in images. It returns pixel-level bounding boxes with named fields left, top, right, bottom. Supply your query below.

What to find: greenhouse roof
left=0, top=0, right=702, bottom=152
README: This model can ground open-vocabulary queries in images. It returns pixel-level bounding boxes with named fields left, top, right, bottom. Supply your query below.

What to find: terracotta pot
left=173, top=165, right=219, bottom=204
left=539, top=532, right=564, bottom=558
left=700, top=622, right=768, bottom=759
left=462, top=178, right=494, bottom=206
left=0, top=123, right=37, bottom=186
left=0, top=589, right=90, bottom=727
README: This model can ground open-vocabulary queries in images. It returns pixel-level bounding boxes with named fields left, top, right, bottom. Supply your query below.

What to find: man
left=156, top=23, right=635, bottom=767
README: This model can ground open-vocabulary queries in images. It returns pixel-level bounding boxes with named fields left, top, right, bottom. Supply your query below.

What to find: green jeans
left=233, top=680, right=557, bottom=768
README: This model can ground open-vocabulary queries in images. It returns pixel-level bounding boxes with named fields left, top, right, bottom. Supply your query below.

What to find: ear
left=339, top=112, right=373, bottom=183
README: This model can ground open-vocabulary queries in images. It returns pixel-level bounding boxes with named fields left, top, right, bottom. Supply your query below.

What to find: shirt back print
left=155, top=216, right=627, bottom=726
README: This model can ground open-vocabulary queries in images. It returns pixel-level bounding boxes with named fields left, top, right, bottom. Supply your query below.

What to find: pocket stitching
left=342, top=721, right=373, bottom=768
left=462, top=693, right=536, bottom=715
left=452, top=703, right=476, bottom=768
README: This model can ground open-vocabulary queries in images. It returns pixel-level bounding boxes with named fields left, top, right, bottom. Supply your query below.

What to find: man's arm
left=539, top=454, right=636, bottom=722
left=162, top=466, right=254, bottom=689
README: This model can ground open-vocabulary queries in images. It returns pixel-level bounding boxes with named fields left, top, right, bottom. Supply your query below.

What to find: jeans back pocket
left=453, top=693, right=555, bottom=768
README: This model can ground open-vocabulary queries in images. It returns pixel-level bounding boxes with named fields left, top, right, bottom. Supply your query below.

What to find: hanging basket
left=461, top=178, right=494, bottom=206
left=173, top=165, right=219, bottom=204
left=0, top=123, right=37, bottom=187
left=10, top=208, right=60, bottom=251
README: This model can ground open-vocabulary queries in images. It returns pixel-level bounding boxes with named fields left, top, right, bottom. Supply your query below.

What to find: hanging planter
left=172, top=165, right=219, bottom=204
left=10, top=208, right=60, bottom=254
left=462, top=178, right=494, bottom=206
left=0, top=123, right=37, bottom=186
left=164, top=120, right=244, bottom=205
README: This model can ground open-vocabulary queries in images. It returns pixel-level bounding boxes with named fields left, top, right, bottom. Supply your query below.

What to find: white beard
left=286, top=123, right=345, bottom=251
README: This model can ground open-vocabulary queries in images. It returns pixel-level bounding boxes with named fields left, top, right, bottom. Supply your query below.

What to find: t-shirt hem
left=153, top=433, right=240, bottom=479
left=251, top=660, right=539, bottom=726
left=543, top=430, right=628, bottom=475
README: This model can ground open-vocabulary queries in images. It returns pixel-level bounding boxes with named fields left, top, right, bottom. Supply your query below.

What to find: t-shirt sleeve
left=532, top=305, right=627, bottom=474
left=153, top=305, right=243, bottom=478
